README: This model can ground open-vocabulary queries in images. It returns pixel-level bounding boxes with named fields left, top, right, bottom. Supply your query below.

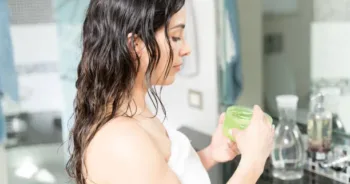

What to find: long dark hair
left=66, top=0, right=185, bottom=183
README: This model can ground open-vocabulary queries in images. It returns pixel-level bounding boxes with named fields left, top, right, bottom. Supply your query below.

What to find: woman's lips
left=173, top=63, right=183, bottom=71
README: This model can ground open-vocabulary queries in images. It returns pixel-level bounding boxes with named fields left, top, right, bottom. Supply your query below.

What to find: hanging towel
left=54, top=0, right=90, bottom=24
left=220, top=0, right=243, bottom=109
left=0, top=0, right=18, bottom=144
left=0, top=0, right=18, bottom=102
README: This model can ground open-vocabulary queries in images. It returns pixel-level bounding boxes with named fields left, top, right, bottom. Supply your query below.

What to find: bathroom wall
left=263, top=0, right=313, bottom=108
left=311, top=0, right=350, bottom=79
left=235, top=0, right=263, bottom=107
left=311, top=23, right=350, bottom=80
left=313, top=0, right=350, bottom=21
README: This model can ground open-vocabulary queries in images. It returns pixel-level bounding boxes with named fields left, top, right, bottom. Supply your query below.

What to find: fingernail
left=254, top=105, right=262, bottom=111
left=229, top=129, right=233, bottom=135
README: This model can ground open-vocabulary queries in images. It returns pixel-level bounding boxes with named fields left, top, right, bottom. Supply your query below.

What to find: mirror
left=262, top=0, right=350, bottom=137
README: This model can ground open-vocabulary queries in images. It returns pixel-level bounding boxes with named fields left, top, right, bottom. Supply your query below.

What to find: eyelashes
left=171, top=37, right=182, bottom=42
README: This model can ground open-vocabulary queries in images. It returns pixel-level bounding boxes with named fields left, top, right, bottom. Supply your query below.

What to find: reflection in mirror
left=263, top=0, right=350, bottom=137
left=263, top=1, right=350, bottom=183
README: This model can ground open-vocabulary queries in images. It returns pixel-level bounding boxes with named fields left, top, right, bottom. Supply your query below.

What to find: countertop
left=0, top=112, right=63, bottom=184
left=258, top=164, right=345, bottom=184
left=0, top=145, right=8, bottom=184
left=222, top=156, right=345, bottom=184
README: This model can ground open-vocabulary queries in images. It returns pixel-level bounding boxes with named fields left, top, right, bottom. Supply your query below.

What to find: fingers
left=269, top=134, right=274, bottom=153
left=225, top=147, right=236, bottom=158
left=265, top=116, right=273, bottom=131
left=219, top=113, right=225, bottom=125
left=251, top=105, right=264, bottom=124
left=271, top=124, right=275, bottom=133
left=269, top=125, right=275, bottom=153
left=227, top=139, right=234, bottom=148
left=226, top=139, right=240, bottom=156
left=230, top=128, right=240, bottom=140
left=264, top=115, right=270, bottom=125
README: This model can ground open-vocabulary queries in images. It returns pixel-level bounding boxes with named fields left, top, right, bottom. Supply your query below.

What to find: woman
left=66, top=0, right=274, bottom=184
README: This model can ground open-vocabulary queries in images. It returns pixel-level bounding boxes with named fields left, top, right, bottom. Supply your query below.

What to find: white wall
left=263, top=0, right=313, bottom=108
left=311, top=23, right=350, bottom=79
left=314, top=0, right=350, bottom=21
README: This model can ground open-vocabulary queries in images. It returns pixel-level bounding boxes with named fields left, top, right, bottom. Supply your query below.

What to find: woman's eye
left=172, top=37, right=181, bottom=42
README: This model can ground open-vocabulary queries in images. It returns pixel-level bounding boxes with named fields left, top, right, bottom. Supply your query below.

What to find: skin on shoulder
left=84, top=117, right=180, bottom=184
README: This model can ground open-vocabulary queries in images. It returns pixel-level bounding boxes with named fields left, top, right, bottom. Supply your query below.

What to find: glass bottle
left=271, top=95, right=306, bottom=180
left=307, top=93, right=332, bottom=155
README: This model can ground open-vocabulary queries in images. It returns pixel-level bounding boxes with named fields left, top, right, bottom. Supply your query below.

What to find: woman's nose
left=180, top=40, right=191, bottom=57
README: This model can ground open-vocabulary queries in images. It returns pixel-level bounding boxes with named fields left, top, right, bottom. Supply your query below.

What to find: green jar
left=223, top=106, right=273, bottom=141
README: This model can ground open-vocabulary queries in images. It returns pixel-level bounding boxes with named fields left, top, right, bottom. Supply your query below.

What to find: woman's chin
left=155, top=75, right=176, bottom=86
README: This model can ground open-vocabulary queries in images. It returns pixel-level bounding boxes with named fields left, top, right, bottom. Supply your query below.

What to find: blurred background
left=1, top=0, right=350, bottom=184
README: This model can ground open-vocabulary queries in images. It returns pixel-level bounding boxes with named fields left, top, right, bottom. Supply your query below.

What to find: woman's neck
left=117, top=82, right=152, bottom=117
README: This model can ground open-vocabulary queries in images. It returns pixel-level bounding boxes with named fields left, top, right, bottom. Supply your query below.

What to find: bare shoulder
left=86, top=116, right=154, bottom=160
left=92, top=116, right=147, bottom=143
left=85, top=117, right=179, bottom=184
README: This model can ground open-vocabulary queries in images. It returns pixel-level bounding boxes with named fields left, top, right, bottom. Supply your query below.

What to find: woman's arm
left=198, top=146, right=264, bottom=183
left=227, top=106, right=273, bottom=184
left=197, top=146, right=217, bottom=170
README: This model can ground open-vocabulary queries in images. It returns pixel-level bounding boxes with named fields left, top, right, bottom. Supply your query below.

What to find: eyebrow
left=170, top=23, right=185, bottom=30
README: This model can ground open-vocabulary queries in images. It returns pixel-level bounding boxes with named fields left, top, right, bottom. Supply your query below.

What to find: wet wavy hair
left=65, top=0, right=185, bottom=183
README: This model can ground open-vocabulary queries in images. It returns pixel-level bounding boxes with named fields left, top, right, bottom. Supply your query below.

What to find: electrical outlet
left=188, top=89, right=202, bottom=110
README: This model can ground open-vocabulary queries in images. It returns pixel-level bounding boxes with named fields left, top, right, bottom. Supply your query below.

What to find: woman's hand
left=227, top=105, right=275, bottom=184
left=231, top=105, right=275, bottom=173
left=197, top=113, right=239, bottom=170
left=210, top=113, right=240, bottom=163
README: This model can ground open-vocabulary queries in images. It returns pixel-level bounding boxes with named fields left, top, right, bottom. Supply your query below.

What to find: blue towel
left=0, top=0, right=18, bottom=102
left=220, top=0, right=243, bottom=108
left=0, top=0, right=18, bottom=144
left=54, top=0, right=90, bottom=24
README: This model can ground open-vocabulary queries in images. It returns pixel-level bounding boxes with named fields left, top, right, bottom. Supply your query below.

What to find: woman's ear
left=127, top=33, right=144, bottom=57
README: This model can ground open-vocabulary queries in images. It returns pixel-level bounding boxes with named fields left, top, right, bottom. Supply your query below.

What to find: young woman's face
left=138, top=7, right=191, bottom=86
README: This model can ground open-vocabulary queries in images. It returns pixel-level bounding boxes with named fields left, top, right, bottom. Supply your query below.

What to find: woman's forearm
left=197, top=146, right=217, bottom=170
left=227, top=157, right=264, bottom=184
